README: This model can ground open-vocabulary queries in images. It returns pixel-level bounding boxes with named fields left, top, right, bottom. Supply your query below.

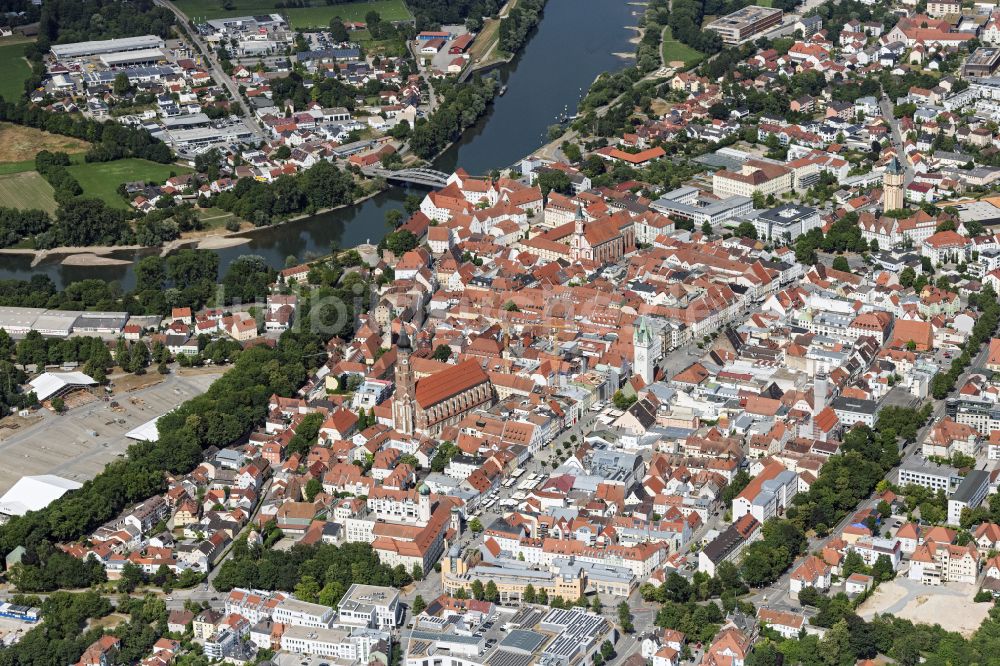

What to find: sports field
left=67, top=159, right=193, bottom=210
left=174, top=0, right=411, bottom=27
left=0, top=42, right=31, bottom=103
left=0, top=171, right=58, bottom=214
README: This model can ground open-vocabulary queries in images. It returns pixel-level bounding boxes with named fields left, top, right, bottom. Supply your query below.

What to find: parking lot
left=0, top=368, right=223, bottom=494
left=274, top=653, right=335, bottom=666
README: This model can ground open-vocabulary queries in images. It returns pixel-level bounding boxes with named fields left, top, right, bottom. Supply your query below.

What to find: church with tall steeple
left=391, top=329, right=417, bottom=435
left=391, top=330, right=495, bottom=436
left=569, top=205, right=636, bottom=264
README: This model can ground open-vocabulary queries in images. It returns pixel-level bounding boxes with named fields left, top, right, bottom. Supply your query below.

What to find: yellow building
left=440, top=551, right=584, bottom=603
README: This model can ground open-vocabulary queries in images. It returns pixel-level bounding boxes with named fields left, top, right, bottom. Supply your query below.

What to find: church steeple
left=571, top=203, right=586, bottom=260
left=393, top=328, right=416, bottom=435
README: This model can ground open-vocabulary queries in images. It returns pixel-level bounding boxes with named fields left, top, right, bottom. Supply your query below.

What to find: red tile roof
left=415, top=360, right=489, bottom=408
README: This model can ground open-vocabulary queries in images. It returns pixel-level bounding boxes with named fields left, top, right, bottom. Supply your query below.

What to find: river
left=0, top=0, right=635, bottom=290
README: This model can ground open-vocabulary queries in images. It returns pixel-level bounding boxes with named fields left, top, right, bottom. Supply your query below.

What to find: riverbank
left=0, top=244, right=146, bottom=267
left=0, top=0, right=636, bottom=290
left=0, top=187, right=389, bottom=268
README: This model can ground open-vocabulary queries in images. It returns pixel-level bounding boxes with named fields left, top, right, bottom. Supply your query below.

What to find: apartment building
left=909, top=541, right=979, bottom=584
left=731, top=461, right=798, bottom=524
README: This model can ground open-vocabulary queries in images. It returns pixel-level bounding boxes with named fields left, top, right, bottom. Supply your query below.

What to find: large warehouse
left=50, top=35, right=165, bottom=60
left=0, top=306, right=128, bottom=338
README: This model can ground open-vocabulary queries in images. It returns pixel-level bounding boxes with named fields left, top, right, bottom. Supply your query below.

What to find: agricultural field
left=174, top=0, right=411, bottom=27
left=0, top=41, right=32, bottom=103
left=67, top=158, right=193, bottom=210
left=0, top=123, right=90, bottom=165
left=0, top=171, right=59, bottom=215
left=661, top=26, right=703, bottom=67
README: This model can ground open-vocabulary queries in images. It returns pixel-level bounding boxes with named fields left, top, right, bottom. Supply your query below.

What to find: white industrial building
left=51, top=35, right=165, bottom=60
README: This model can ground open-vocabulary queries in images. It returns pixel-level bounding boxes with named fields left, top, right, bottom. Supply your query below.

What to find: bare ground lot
left=0, top=123, right=90, bottom=163
left=858, top=577, right=990, bottom=637
left=0, top=616, right=36, bottom=645
left=0, top=369, right=223, bottom=494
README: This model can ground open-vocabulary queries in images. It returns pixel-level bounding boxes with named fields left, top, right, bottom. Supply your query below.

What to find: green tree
left=820, top=619, right=852, bottom=666
left=118, top=562, right=145, bottom=592
left=872, top=554, right=896, bottom=582
left=304, top=477, right=323, bottom=502
left=899, top=266, right=916, bottom=288
left=385, top=209, right=404, bottom=228
left=832, top=256, right=851, bottom=272
left=537, top=170, right=572, bottom=196
left=734, top=221, right=758, bottom=239
left=329, top=18, right=349, bottom=42
left=617, top=601, right=633, bottom=633
left=412, top=594, right=426, bottom=615
left=113, top=72, right=131, bottom=95
left=469, top=518, right=484, bottom=533
left=612, top=390, right=636, bottom=410
left=294, top=575, right=321, bottom=603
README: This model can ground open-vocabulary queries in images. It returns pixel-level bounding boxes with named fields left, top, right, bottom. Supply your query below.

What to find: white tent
left=0, top=475, right=82, bottom=517
left=27, top=371, right=96, bottom=401
left=125, top=414, right=163, bottom=442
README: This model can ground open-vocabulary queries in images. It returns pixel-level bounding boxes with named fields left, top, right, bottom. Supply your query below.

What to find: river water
left=0, top=0, right=635, bottom=290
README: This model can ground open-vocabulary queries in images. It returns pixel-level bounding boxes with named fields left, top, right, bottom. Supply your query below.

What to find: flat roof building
left=51, top=35, right=165, bottom=60
left=337, top=584, right=401, bottom=629
left=948, top=469, right=990, bottom=525
left=830, top=395, right=880, bottom=427
left=162, top=124, right=257, bottom=152
left=706, top=5, right=783, bottom=45
left=751, top=204, right=821, bottom=241
left=964, top=47, right=1000, bottom=77
left=898, top=459, right=961, bottom=492
left=0, top=306, right=46, bottom=336
left=651, top=186, right=753, bottom=228
left=99, top=48, right=166, bottom=67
